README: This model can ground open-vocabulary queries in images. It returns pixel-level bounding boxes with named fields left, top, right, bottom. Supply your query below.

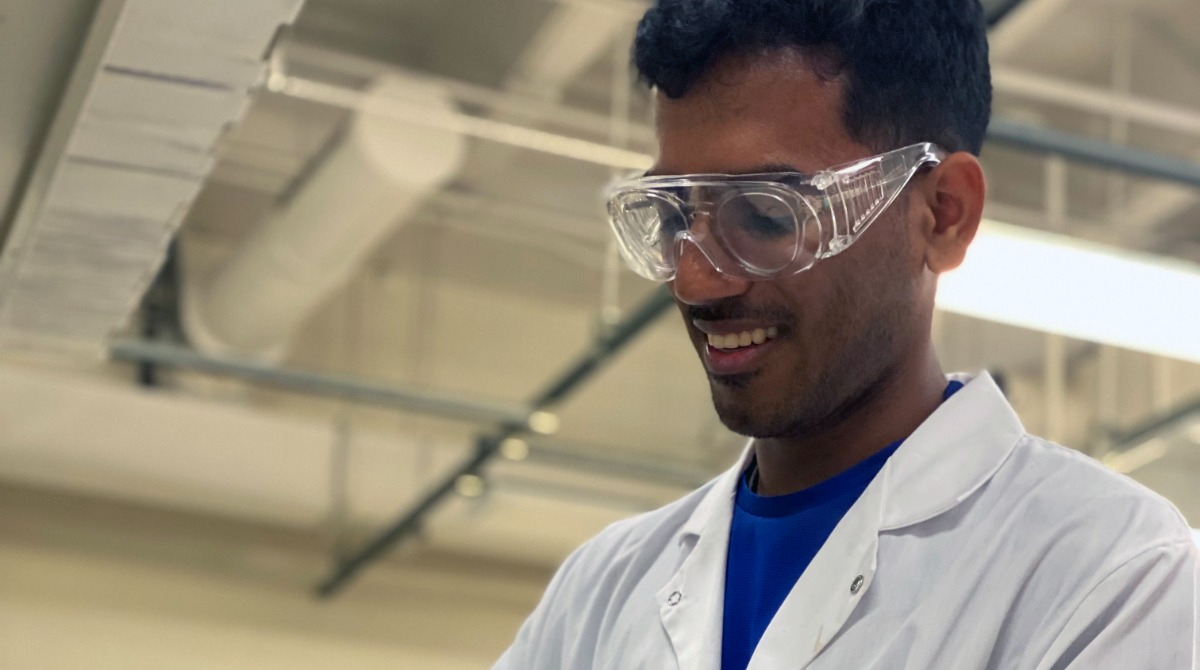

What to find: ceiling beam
left=989, top=0, right=1075, bottom=58
left=987, top=118, right=1200, bottom=189
left=505, top=1, right=632, bottom=100
left=993, top=66, right=1200, bottom=138
left=1114, top=159, right=1200, bottom=236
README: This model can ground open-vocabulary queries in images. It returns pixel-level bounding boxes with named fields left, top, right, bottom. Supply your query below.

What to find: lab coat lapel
left=745, top=466, right=886, bottom=670
left=658, top=373, right=1023, bottom=670
left=657, top=453, right=746, bottom=670
left=746, top=372, right=1024, bottom=668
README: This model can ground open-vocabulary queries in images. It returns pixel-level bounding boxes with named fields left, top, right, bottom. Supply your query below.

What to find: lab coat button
left=850, top=575, right=864, bottom=595
left=667, top=591, right=682, bottom=606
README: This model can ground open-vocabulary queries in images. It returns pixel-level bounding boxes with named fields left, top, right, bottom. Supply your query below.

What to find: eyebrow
left=643, top=162, right=808, bottom=178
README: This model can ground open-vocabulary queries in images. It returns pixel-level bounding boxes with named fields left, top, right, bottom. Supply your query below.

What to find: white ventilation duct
left=182, top=78, right=465, bottom=360
left=504, top=1, right=633, bottom=101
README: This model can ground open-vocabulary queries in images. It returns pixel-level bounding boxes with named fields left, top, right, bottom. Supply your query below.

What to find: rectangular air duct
left=0, top=0, right=305, bottom=352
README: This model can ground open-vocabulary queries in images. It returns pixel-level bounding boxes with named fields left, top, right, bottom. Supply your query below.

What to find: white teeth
left=707, top=327, right=779, bottom=350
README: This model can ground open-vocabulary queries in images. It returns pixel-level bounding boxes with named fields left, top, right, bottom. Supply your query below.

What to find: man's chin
left=713, top=405, right=775, bottom=438
left=709, top=370, right=755, bottom=390
left=709, top=375, right=776, bottom=438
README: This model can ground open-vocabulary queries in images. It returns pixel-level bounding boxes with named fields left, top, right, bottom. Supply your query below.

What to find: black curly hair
left=634, top=0, right=992, bottom=155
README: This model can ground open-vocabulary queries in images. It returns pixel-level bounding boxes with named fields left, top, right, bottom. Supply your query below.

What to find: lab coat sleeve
left=1034, top=540, right=1200, bottom=670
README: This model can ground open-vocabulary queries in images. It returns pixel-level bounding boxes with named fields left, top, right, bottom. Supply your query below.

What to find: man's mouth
left=705, top=327, right=779, bottom=350
left=698, top=324, right=782, bottom=376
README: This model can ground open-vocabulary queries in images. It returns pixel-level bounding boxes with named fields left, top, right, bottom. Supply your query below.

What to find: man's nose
left=670, top=237, right=753, bottom=306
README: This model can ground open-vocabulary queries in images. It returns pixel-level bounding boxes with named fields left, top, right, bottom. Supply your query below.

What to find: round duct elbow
left=183, top=78, right=466, bottom=361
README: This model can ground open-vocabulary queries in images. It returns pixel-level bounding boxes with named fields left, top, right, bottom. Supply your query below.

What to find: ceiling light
left=938, top=219, right=1200, bottom=363
left=528, top=411, right=561, bottom=435
left=1187, top=423, right=1200, bottom=444
left=500, top=438, right=530, bottom=461
left=454, top=474, right=487, bottom=498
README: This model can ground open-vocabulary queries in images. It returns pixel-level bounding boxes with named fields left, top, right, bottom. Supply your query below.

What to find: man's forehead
left=650, top=55, right=853, bottom=177
left=656, top=49, right=841, bottom=110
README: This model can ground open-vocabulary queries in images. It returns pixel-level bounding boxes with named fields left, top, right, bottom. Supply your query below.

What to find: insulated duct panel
left=0, top=0, right=306, bottom=352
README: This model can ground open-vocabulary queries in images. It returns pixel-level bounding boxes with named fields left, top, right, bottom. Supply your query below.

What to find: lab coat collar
left=676, top=371, right=1024, bottom=544
left=658, top=373, right=1025, bottom=670
left=880, top=371, right=1025, bottom=530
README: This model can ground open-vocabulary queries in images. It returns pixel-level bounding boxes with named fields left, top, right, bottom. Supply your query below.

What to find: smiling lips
left=695, top=321, right=783, bottom=376
left=705, top=326, right=779, bottom=350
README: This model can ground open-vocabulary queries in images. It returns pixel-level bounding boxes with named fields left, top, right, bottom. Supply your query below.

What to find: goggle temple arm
left=817, top=145, right=943, bottom=258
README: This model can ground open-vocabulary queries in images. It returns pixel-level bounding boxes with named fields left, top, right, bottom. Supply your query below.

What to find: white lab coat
left=495, top=373, right=1200, bottom=669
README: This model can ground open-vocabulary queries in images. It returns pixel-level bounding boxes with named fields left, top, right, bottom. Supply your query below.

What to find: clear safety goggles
left=604, top=142, right=946, bottom=282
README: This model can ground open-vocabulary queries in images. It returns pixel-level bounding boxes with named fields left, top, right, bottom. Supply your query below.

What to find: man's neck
left=751, top=345, right=947, bottom=497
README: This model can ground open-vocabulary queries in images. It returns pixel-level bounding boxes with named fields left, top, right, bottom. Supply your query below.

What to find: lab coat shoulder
left=1034, top=536, right=1199, bottom=669
left=859, top=429, right=1197, bottom=668
left=492, top=477, right=720, bottom=670
left=1002, top=433, right=1193, bottom=557
left=988, top=434, right=1199, bottom=667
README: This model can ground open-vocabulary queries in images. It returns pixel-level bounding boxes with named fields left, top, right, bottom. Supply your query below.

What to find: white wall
left=0, top=485, right=547, bottom=670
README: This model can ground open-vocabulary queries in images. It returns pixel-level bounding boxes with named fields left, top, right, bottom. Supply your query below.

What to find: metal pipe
left=987, top=118, right=1200, bottom=189
left=281, top=40, right=657, bottom=148
left=531, top=288, right=675, bottom=408
left=1105, top=395, right=1200, bottom=458
left=315, top=435, right=499, bottom=597
left=279, top=76, right=653, bottom=171
left=109, top=339, right=532, bottom=427
left=315, top=286, right=675, bottom=597
left=992, top=66, right=1200, bottom=138
left=273, top=55, right=1200, bottom=190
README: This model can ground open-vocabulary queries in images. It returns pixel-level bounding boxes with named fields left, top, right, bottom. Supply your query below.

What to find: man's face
left=653, top=50, right=929, bottom=438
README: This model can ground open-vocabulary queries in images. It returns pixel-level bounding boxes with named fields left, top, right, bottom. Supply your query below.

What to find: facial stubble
left=705, top=223, right=917, bottom=439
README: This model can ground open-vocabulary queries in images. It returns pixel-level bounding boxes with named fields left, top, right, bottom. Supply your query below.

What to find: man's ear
left=921, top=152, right=986, bottom=273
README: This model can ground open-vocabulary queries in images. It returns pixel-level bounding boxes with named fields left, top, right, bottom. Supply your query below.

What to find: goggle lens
left=609, top=187, right=817, bottom=280
left=715, top=190, right=807, bottom=275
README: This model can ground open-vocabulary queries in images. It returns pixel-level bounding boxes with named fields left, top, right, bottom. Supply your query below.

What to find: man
left=495, top=0, right=1200, bottom=667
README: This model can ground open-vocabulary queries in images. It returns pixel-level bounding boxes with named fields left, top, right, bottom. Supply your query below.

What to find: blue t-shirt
left=721, top=381, right=963, bottom=670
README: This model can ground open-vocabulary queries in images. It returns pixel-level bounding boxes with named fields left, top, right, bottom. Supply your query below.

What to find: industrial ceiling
left=0, top=0, right=1198, bottom=595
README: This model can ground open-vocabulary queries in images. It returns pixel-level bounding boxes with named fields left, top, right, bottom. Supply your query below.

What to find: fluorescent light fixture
left=938, top=219, right=1200, bottom=363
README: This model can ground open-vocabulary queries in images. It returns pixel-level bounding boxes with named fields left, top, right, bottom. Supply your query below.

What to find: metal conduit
left=109, top=339, right=532, bottom=427
left=1107, top=396, right=1200, bottom=455
left=279, top=74, right=1200, bottom=191
left=988, top=118, right=1200, bottom=189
